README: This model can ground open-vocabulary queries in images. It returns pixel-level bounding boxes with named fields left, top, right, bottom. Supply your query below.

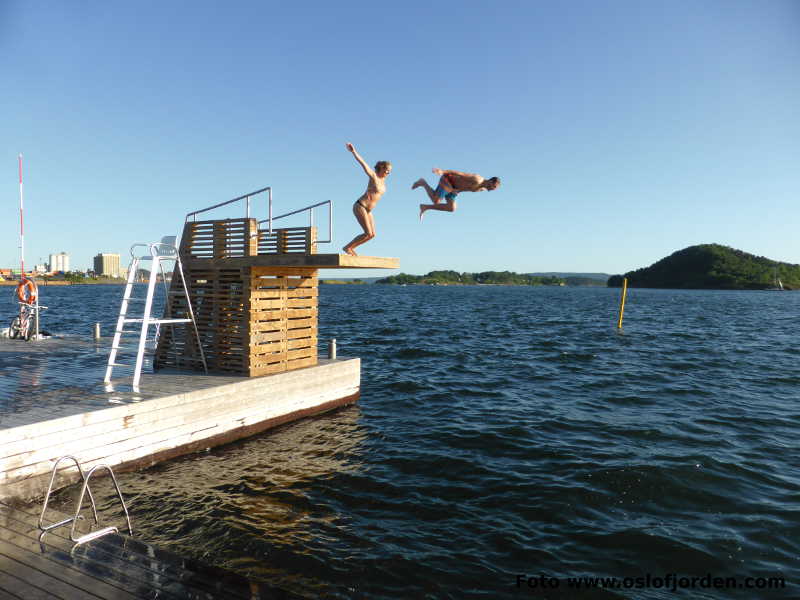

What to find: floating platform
left=0, top=336, right=359, bottom=503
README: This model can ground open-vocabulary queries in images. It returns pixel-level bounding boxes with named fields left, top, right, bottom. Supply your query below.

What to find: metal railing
left=260, top=200, right=332, bottom=243
left=185, top=187, right=332, bottom=244
left=185, top=186, right=272, bottom=222
left=39, top=456, right=133, bottom=549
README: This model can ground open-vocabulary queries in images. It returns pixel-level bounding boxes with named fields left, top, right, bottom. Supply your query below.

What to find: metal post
left=328, top=338, right=337, bottom=360
left=93, top=323, right=101, bottom=340
left=246, top=195, right=250, bottom=219
left=617, top=278, right=628, bottom=329
left=268, top=187, right=273, bottom=234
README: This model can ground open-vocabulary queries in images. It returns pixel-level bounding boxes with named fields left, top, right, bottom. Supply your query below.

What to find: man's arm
left=347, top=143, right=375, bottom=178
left=433, top=168, right=471, bottom=177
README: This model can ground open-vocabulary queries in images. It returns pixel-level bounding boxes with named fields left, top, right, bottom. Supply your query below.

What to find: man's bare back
left=434, top=168, right=485, bottom=192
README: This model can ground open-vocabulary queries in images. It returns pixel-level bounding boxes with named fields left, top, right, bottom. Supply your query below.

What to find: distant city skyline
left=1, top=249, right=127, bottom=274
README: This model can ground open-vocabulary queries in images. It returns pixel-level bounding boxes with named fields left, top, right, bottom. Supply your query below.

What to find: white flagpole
left=18, top=154, right=24, bottom=278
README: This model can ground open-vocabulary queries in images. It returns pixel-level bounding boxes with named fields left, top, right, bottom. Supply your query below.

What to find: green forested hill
left=607, top=244, right=800, bottom=290
left=377, top=270, right=563, bottom=286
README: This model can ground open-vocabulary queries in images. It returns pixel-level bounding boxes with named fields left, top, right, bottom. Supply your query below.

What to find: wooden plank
left=251, top=267, right=319, bottom=278
left=251, top=355, right=317, bottom=376
left=187, top=254, right=398, bottom=269
left=0, top=538, right=140, bottom=600
left=0, top=509, right=252, bottom=600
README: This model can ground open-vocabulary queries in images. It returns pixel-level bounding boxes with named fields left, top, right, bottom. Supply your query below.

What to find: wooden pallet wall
left=257, top=227, right=317, bottom=254
left=155, top=267, right=249, bottom=374
left=156, top=219, right=321, bottom=376
left=179, top=218, right=257, bottom=259
left=155, top=266, right=318, bottom=376
left=249, top=267, right=318, bottom=376
left=180, top=219, right=316, bottom=258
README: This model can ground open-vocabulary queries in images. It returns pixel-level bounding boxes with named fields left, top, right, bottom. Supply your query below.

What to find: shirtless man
left=343, top=142, right=392, bottom=256
left=413, top=168, right=500, bottom=220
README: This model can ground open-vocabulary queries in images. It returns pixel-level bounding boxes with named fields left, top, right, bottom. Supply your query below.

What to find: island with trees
left=377, top=270, right=565, bottom=286
left=607, top=244, right=799, bottom=290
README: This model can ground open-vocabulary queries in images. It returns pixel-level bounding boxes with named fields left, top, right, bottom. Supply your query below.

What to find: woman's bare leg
left=343, top=204, right=376, bottom=255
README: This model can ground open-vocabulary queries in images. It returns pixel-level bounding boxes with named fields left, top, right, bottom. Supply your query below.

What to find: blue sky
left=2, top=0, right=798, bottom=277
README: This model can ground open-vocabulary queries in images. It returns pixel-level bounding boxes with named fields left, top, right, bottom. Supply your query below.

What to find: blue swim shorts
left=434, top=185, right=458, bottom=202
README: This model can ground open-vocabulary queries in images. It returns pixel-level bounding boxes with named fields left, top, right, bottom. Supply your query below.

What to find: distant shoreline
left=0, top=280, right=125, bottom=286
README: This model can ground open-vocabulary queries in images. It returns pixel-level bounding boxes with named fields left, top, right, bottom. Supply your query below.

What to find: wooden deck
left=0, top=501, right=297, bottom=598
left=0, top=337, right=359, bottom=503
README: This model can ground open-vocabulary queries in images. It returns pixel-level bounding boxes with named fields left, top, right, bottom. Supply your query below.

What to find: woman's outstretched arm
left=346, top=142, right=375, bottom=178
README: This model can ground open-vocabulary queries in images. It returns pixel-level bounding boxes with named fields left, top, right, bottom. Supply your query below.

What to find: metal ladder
left=39, top=456, right=133, bottom=548
left=104, top=236, right=207, bottom=391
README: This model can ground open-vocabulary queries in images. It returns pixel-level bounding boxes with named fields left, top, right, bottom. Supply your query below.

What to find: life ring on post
left=16, top=279, right=36, bottom=305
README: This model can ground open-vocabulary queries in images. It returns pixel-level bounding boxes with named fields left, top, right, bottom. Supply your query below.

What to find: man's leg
left=412, top=178, right=443, bottom=204
left=419, top=197, right=457, bottom=220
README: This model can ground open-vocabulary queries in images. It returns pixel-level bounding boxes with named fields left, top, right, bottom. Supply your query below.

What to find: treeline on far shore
left=377, top=270, right=565, bottom=286
left=0, top=277, right=126, bottom=286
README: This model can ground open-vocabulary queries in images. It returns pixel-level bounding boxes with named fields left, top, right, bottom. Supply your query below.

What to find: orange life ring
left=16, top=279, right=36, bottom=305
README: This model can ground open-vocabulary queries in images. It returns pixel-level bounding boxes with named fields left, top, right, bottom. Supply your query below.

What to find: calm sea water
left=19, top=284, right=800, bottom=599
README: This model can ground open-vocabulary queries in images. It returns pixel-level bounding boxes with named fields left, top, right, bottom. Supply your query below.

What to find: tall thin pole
left=18, top=154, right=24, bottom=278
left=617, top=277, right=628, bottom=329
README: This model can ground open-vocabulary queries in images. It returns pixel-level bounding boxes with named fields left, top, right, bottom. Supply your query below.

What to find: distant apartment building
left=93, top=253, right=121, bottom=278
left=49, top=252, right=70, bottom=273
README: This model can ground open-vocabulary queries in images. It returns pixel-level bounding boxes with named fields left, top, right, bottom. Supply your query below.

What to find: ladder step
left=111, top=345, right=154, bottom=350
left=152, top=318, right=192, bottom=324
left=122, top=318, right=190, bottom=324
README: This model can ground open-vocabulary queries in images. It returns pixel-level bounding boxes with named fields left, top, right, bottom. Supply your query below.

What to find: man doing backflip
left=413, top=168, right=500, bottom=220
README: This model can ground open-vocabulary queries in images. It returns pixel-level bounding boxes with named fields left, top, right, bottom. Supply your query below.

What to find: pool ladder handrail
left=39, top=455, right=133, bottom=548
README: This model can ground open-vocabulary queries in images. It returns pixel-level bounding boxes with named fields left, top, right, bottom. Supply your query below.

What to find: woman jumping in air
left=342, top=142, right=392, bottom=256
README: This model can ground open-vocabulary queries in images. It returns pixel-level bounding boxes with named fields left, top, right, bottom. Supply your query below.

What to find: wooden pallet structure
left=155, top=218, right=397, bottom=377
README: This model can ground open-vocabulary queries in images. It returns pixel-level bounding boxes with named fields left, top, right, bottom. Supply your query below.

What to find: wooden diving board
left=182, top=253, right=399, bottom=270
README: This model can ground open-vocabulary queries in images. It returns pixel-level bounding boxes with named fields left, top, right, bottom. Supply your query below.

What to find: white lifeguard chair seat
left=156, top=236, right=178, bottom=257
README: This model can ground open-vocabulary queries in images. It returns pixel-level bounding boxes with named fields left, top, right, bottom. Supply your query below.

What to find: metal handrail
left=258, top=200, right=333, bottom=243
left=184, top=186, right=333, bottom=245
left=39, top=456, right=99, bottom=536
left=185, top=186, right=272, bottom=222
left=70, top=463, right=133, bottom=547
